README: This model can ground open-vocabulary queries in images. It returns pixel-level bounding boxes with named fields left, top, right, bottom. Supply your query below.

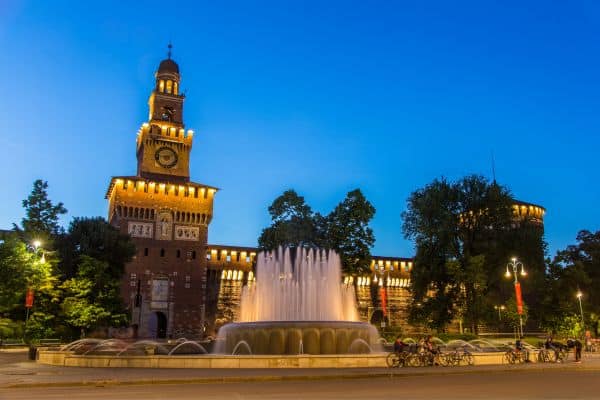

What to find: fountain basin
left=215, top=321, right=381, bottom=355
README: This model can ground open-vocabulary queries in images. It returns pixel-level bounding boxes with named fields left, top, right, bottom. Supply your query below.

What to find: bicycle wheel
left=450, top=354, right=460, bottom=366
left=503, top=351, right=515, bottom=364
left=438, top=353, right=450, bottom=367
left=398, top=353, right=410, bottom=367
left=536, top=350, right=545, bottom=363
left=386, top=352, right=400, bottom=368
left=411, top=354, right=424, bottom=367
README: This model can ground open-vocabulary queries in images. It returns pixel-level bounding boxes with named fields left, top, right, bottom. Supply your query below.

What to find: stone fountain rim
left=219, top=320, right=376, bottom=328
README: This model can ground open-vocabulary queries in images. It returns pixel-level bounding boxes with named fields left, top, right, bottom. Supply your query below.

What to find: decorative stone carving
left=156, top=210, right=173, bottom=240
left=127, top=222, right=153, bottom=238
left=174, top=225, right=200, bottom=241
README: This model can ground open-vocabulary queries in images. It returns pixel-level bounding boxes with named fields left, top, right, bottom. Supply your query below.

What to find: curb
left=3, top=363, right=598, bottom=389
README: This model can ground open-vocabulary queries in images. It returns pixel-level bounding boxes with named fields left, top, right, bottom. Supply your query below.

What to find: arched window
left=166, top=80, right=173, bottom=94
left=174, top=82, right=178, bottom=95
left=159, top=80, right=165, bottom=92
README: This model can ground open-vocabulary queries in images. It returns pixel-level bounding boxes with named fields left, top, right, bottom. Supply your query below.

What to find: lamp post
left=494, top=305, right=506, bottom=320
left=576, top=290, right=585, bottom=336
left=505, top=257, right=526, bottom=338
left=24, top=239, right=44, bottom=341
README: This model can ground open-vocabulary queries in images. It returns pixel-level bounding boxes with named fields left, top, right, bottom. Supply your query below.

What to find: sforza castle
left=106, top=52, right=546, bottom=339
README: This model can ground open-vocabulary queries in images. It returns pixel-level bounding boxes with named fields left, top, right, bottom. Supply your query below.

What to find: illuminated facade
left=106, top=53, right=546, bottom=338
left=203, top=244, right=415, bottom=334
left=106, top=53, right=217, bottom=338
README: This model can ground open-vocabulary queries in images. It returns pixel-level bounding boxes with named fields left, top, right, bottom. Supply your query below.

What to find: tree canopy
left=258, top=190, right=323, bottom=249
left=0, top=181, right=135, bottom=340
left=16, top=179, right=67, bottom=243
left=402, top=175, right=546, bottom=333
left=258, top=188, right=376, bottom=274
left=540, top=230, right=600, bottom=336
left=56, top=216, right=136, bottom=279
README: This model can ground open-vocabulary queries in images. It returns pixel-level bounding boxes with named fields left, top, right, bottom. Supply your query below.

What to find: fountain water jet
left=215, top=247, right=381, bottom=355
left=168, top=341, right=208, bottom=355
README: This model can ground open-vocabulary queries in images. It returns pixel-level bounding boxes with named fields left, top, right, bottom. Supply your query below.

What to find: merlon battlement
left=136, top=122, right=194, bottom=147
left=105, top=176, right=217, bottom=199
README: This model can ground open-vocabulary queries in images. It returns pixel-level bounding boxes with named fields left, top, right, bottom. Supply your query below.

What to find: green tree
left=0, top=236, right=60, bottom=340
left=61, top=256, right=127, bottom=336
left=258, top=189, right=376, bottom=274
left=539, top=230, right=600, bottom=335
left=402, top=178, right=460, bottom=330
left=15, top=180, right=67, bottom=243
left=402, top=175, right=542, bottom=333
left=323, top=189, right=376, bottom=273
left=56, top=217, right=136, bottom=279
left=0, top=237, right=37, bottom=313
left=503, top=295, right=529, bottom=334
left=258, top=190, right=323, bottom=250
left=56, top=218, right=135, bottom=337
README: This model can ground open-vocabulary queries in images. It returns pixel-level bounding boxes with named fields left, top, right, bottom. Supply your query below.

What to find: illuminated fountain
left=215, top=247, right=381, bottom=355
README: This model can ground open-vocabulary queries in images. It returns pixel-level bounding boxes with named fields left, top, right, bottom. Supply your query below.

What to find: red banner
left=25, top=288, right=34, bottom=308
left=514, top=282, right=523, bottom=315
left=380, top=287, right=387, bottom=316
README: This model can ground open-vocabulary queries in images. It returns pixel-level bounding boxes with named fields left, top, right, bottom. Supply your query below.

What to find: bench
left=39, top=339, right=61, bottom=346
left=0, top=339, right=26, bottom=348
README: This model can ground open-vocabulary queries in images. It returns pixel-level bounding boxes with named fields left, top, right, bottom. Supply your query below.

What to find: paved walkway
left=2, top=349, right=599, bottom=389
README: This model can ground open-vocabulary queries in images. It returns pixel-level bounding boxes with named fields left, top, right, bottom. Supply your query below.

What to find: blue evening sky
left=1, top=1, right=599, bottom=258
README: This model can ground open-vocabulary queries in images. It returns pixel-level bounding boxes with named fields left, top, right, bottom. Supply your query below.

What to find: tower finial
left=167, top=42, right=172, bottom=59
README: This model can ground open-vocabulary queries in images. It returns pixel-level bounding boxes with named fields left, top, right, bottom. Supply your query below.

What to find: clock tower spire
left=137, top=45, right=192, bottom=181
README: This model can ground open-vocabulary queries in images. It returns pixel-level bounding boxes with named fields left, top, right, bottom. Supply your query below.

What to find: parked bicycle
left=386, top=351, right=412, bottom=368
left=537, top=346, right=567, bottom=363
left=443, top=347, right=474, bottom=366
left=537, top=348, right=555, bottom=363
left=503, top=348, right=527, bottom=364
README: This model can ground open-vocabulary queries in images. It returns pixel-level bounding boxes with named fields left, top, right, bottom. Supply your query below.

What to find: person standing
left=567, top=339, right=582, bottom=363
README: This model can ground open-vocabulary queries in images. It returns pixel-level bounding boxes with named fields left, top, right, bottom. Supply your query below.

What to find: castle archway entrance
left=155, top=311, right=167, bottom=339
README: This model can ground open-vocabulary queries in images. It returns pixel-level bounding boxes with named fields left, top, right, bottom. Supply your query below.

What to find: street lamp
left=494, top=305, right=506, bottom=320
left=24, top=240, right=45, bottom=340
left=32, top=240, right=46, bottom=264
left=505, top=257, right=526, bottom=338
left=576, top=290, right=585, bottom=336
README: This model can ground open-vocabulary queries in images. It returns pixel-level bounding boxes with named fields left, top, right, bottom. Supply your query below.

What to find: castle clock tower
left=106, top=47, right=217, bottom=339
left=137, top=47, right=192, bottom=182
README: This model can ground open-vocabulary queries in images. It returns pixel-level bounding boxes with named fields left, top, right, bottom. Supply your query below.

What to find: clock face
left=155, top=147, right=178, bottom=168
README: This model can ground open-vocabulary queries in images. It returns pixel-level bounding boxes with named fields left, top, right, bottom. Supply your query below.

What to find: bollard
left=28, top=345, right=38, bottom=360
